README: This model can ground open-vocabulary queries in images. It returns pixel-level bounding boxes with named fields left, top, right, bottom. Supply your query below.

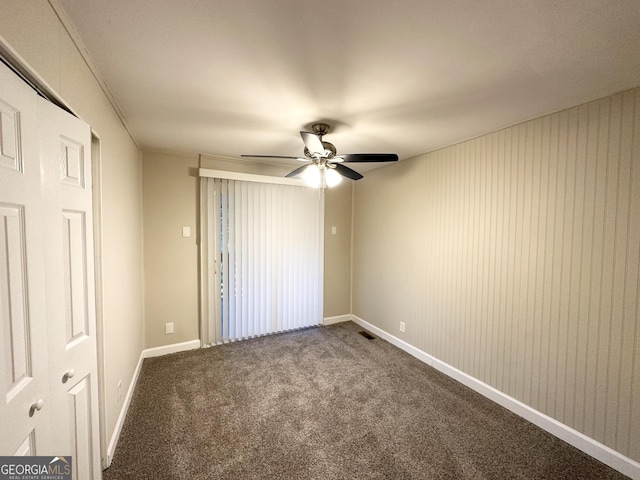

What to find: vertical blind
left=200, top=175, right=323, bottom=345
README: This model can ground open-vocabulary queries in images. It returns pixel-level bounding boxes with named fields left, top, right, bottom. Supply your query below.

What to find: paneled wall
left=353, top=88, right=640, bottom=461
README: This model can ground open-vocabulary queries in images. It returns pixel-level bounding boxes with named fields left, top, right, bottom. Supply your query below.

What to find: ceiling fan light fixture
left=303, top=164, right=322, bottom=188
left=325, top=167, right=342, bottom=187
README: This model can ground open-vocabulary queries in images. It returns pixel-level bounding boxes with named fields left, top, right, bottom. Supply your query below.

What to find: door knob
left=29, top=399, right=44, bottom=416
left=62, top=368, right=76, bottom=383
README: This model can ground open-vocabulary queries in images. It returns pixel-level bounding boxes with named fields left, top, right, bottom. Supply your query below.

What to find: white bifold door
left=0, top=61, right=101, bottom=478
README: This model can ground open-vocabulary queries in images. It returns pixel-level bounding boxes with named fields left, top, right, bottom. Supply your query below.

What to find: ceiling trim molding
left=48, top=0, right=140, bottom=149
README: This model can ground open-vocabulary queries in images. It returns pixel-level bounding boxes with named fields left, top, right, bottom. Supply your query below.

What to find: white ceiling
left=58, top=0, right=640, bottom=171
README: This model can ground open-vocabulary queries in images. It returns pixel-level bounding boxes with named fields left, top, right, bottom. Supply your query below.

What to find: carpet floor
left=104, top=321, right=629, bottom=479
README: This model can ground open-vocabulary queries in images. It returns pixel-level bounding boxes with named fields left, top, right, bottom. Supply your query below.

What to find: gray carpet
left=104, top=321, right=629, bottom=479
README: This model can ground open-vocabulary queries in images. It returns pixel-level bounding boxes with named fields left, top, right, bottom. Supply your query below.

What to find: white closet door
left=0, top=60, right=101, bottom=478
left=0, top=58, right=53, bottom=456
left=38, top=93, right=101, bottom=479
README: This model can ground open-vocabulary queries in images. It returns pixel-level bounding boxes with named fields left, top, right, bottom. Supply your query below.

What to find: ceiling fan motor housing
left=304, top=141, right=336, bottom=158
left=311, top=122, right=330, bottom=136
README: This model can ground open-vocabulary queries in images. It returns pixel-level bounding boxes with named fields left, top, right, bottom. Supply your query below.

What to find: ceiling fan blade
left=340, top=153, right=399, bottom=163
left=285, top=164, right=310, bottom=178
left=241, top=154, right=301, bottom=160
left=334, top=163, right=364, bottom=181
left=300, top=131, right=325, bottom=156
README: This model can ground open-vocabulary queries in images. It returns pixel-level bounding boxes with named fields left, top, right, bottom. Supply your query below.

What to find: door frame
left=0, top=37, right=108, bottom=469
left=91, top=132, right=109, bottom=468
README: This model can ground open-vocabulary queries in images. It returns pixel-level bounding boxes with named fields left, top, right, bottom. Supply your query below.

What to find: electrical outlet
left=165, top=322, right=174, bottom=334
left=117, top=381, right=122, bottom=404
left=399, top=321, right=406, bottom=333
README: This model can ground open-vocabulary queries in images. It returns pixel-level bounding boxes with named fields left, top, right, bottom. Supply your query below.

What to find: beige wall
left=0, top=0, right=144, bottom=453
left=353, top=88, right=640, bottom=462
left=142, top=151, right=200, bottom=348
left=324, top=181, right=353, bottom=318
left=142, top=152, right=352, bottom=347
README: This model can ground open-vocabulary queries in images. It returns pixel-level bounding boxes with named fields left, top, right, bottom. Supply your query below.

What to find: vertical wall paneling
left=583, top=98, right=607, bottom=439
left=618, top=90, right=639, bottom=456
left=629, top=89, right=640, bottom=462
left=595, top=94, right=619, bottom=444
left=566, top=104, right=584, bottom=424
left=529, top=118, right=543, bottom=412
left=496, top=135, right=508, bottom=391
left=353, top=87, right=640, bottom=462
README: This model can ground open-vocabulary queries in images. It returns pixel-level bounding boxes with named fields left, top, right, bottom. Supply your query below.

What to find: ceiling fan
left=241, top=123, right=398, bottom=188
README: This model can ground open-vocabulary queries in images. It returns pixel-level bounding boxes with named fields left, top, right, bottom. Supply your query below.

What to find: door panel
left=38, top=94, right=101, bottom=479
left=68, top=376, right=94, bottom=480
left=0, top=98, right=22, bottom=172
left=0, top=61, right=52, bottom=456
left=0, top=204, right=30, bottom=396
left=60, top=137, right=86, bottom=188
left=13, top=432, right=36, bottom=456
left=62, top=210, right=90, bottom=343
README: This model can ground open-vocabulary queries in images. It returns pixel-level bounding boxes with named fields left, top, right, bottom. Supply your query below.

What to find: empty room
left=1, top=0, right=640, bottom=479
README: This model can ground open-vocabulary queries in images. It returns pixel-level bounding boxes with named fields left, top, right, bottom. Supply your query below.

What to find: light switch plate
left=331, top=226, right=337, bottom=235
left=182, top=226, right=191, bottom=238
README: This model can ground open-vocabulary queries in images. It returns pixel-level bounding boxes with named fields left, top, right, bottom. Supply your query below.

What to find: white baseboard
left=142, top=339, right=201, bottom=359
left=351, top=315, right=640, bottom=480
left=323, top=314, right=352, bottom=325
left=106, top=352, right=143, bottom=467
left=105, top=339, right=201, bottom=467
